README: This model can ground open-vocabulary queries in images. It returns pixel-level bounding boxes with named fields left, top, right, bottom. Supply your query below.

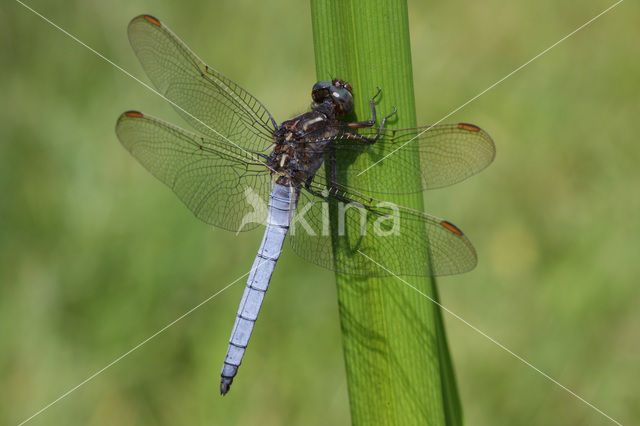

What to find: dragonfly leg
left=328, top=148, right=343, bottom=196
left=345, top=87, right=382, bottom=129
left=372, top=107, right=397, bottom=142
left=329, top=147, right=338, bottom=185
left=343, top=88, right=397, bottom=144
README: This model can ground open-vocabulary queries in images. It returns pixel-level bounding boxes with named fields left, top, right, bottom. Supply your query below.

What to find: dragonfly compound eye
left=330, top=87, right=354, bottom=116
left=311, top=80, right=333, bottom=103
left=312, top=80, right=354, bottom=116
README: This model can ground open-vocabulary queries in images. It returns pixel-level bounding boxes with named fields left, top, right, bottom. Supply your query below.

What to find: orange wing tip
left=457, top=123, right=481, bottom=132
left=124, top=110, right=144, bottom=118
left=142, top=15, right=162, bottom=26
left=441, top=220, right=464, bottom=236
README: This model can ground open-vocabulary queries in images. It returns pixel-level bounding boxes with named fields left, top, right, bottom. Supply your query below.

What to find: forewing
left=127, top=15, right=276, bottom=153
left=289, top=178, right=477, bottom=277
left=116, top=111, right=271, bottom=232
left=330, top=123, right=495, bottom=193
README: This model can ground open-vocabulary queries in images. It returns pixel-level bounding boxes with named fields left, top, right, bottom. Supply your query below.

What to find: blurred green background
left=1, top=0, right=638, bottom=424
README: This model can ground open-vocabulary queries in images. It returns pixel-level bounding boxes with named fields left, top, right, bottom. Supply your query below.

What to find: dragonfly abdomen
left=220, top=183, right=296, bottom=395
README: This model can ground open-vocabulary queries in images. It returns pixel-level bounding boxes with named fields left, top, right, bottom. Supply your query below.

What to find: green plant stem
left=310, top=1, right=462, bottom=424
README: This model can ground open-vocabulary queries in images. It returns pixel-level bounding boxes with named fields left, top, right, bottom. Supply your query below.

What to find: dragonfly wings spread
left=127, top=15, right=276, bottom=153
left=290, top=178, right=477, bottom=277
left=327, top=123, right=495, bottom=194
left=121, top=15, right=489, bottom=276
left=116, top=111, right=270, bottom=232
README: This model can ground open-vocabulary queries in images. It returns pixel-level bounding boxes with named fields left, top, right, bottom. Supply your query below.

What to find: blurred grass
left=1, top=0, right=639, bottom=425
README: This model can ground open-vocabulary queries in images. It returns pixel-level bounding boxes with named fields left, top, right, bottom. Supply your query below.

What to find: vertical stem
left=310, top=1, right=462, bottom=424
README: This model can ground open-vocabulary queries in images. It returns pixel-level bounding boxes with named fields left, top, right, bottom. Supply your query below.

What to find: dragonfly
left=116, top=15, right=495, bottom=395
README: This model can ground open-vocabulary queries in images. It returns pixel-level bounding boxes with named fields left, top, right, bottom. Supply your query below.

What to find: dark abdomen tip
left=220, top=377, right=233, bottom=395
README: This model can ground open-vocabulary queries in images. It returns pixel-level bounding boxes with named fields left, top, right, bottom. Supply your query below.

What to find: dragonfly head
left=311, top=79, right=354, bottom=117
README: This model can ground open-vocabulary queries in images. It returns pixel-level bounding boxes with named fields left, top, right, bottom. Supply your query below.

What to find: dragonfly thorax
left=267, top=79, right=353, bottom=186
left=268, top=109, right=341, bottom=186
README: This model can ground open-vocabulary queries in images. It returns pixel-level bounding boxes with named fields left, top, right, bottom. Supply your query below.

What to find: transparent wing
left=321, top=123, right=495, bottom=194
left=127, top=15, right=276, bottom=153
left=289, top=177, right=477, bottom=277
left=115, top=111, right=271, bottom=232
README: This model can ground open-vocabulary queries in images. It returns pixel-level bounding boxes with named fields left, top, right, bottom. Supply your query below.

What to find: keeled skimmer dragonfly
left=116, top=15, right=495, bottom=395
